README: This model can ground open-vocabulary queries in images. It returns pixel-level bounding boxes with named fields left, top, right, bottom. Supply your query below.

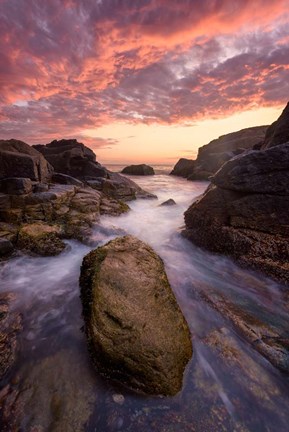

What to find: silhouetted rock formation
left=80, top=235, right=192, bottom=396
left=34, top=139, right=107, bottom=179
left=0, top=139, right=53, bottom=182
left=183, top=103, right=289, bottom=285
left=170, top=158, right=195, bottom=177
left=122, top=164, right=155, bottom=176
left=171, top=126, right=268, bottom=180
left=262, top=102, right=289, bottom=148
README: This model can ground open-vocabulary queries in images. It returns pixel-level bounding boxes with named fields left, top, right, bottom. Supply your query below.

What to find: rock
left=51, top=173, right=84, bottom=187
left=0, top=178, right=32, bottom=195
left=160, top=199, right=176, bottom=206
left=0, top=139, right=53, bottom=182
left=263, top=102, right=289, bottom=148
left=104, top=172, right=157, bottom=201
left=34, top=139, right=108, bottom=179
left=0, top=293, right=22, bottom=381
left=100, top=196, right=130, bottom=216
left=32, top=182, right=49, bottom=193
left=170, top=158, right=195, bottom=178
left=212, top=143, right=289, bottom=195
left=0, top=238, right=13, bottom=257
left=17, top=223, right=66, bottom=256
left=80, top=235, right=192, bottom=396
left=121, top=164, right=155, bottom=176
left=1, top=349, right=97, bottom=432
left=183, top=105, right=289, bottom=284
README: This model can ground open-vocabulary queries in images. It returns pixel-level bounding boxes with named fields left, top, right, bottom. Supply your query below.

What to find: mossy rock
left=17, top=223, right=66, bottom=256
left=80, top=235, right=192, bottom=396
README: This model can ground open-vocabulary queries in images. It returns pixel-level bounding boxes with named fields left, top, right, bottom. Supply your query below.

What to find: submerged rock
left=80, top=235, right=192, bottom=396
left=160, top=199, right=176, bottom=206
left=1, top=349, right=97, bottom=432
left=121, top=164, right=155, bottom=176
left=200, top=290, right=289, bottom=373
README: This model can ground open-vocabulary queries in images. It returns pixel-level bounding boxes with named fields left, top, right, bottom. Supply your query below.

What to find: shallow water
left=1, top=174, right=289, bottom=432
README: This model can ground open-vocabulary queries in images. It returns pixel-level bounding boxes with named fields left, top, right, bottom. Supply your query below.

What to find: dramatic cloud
left=0, top=0, right=288, bottom=144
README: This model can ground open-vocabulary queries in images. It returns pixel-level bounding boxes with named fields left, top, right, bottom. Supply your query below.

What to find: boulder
left=121, top=164, right=155, bottom=176
left=170, top=158, right=195, bottom=178
left=212, top=143, right=289, bottom=195
left=103, top=172, right=157, bottom=201
left=17, top=223, right=66, bottom=256
left=34, top=139, right=107, bottom=179
left=160, top=199, right=176, bottom=206
left=80, top=236, right=192, bottom=395
left=0, top=178, right=32, bottom=195
left=0, top=139, right=53, bottom=182
left=263, top=102, right=289, bottom=148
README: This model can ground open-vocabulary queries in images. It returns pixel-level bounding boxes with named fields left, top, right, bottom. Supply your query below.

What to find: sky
left=0, top=0, right=289, bottom=164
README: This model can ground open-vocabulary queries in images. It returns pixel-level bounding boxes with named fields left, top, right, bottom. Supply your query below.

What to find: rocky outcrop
left=0, top=140, right=156, bottom=256
left=121, top=164, right=155, bottom=176
left=0, top=139, right=53, bottom=182
left=263, top=102, right=289, bottom=149
left=183, top=142, right=289, bottom=284
left=80, top=235, right=192, bottom=396
left=34, top=139, right=156, bottom=201
left=171, top=126, right=268, bottom=180
left=34, top=139, right=107, bottom=179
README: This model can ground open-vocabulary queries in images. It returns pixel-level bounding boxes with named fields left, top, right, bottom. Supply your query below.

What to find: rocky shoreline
left=183, top=102, right=289, bottom=285
left=0, top=104, right=289, bottom=430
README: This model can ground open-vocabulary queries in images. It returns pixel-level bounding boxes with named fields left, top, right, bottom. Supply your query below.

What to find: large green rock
left=80, top=235, right=192, bottom=396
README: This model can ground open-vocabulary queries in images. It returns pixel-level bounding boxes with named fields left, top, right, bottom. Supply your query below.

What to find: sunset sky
left=0, top=1, right=289, bottom=164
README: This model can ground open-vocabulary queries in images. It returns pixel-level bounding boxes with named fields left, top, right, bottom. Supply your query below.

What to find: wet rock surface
left=121, top=164, right=155, bottom=176
left=0, top=293, right=22, bottom=381
left=17, top=222, right=66, bottom=256
left=0, top=349, right=97, bottom=432
left=80, top=235, right=192, bottom=396
left=199, top=288, right=289, bottom=372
